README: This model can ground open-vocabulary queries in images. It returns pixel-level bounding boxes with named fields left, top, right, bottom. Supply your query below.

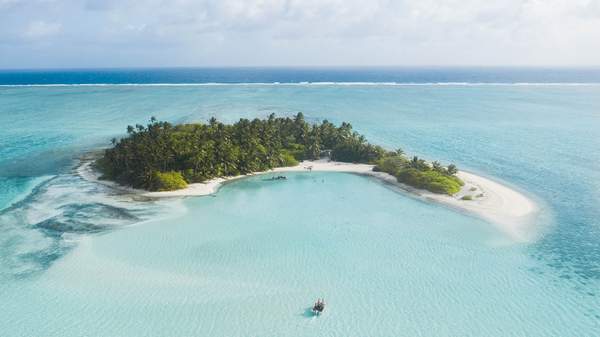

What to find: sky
left=1, top=0, right=599, bottom=68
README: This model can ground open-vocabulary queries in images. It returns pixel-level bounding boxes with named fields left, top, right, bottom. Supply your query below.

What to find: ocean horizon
left=2, top=66, right=600, bottom=85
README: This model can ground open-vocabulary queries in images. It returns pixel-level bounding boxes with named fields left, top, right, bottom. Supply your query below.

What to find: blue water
left=1, top=68, right=599, bottom=336
left=2, top=67, right=600, bottom=85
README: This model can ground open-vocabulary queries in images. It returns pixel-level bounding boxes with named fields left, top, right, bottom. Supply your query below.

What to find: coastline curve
left=77, top=159, right=539, bottom=242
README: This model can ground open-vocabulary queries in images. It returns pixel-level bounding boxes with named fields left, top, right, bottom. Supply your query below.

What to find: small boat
left=312, top=299, right=325, bottom=316
left=265, top=175, right=287, bottom=181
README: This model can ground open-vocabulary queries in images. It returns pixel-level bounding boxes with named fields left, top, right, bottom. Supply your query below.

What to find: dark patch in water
left=534, top=211, right=600, bottom=282
left=13, top=244, right=68, bottom=279
left=0, top=173, right=148, bottom=279
left=0, top=176, right=57, bottom=215
left=0, top=233, right=70, bottom=280
left=33, top=203, right=138, bottom=234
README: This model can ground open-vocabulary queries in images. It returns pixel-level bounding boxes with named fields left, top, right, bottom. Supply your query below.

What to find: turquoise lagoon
left=1, top=82, right=600, bottom=336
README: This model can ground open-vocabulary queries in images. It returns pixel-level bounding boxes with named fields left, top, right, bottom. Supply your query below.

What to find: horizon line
left=2, top=82, right=600, bottom=87
left=2, top=65, right=600, bottom=72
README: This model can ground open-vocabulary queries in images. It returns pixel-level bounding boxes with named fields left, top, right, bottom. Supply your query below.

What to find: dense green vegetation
left=97, top=113, right=385, bottom=190
left=373, top=151, right=464, bottom=195
left=97, top=113, right=463, bottom=194
left=149, top=171, right=188, bottom=191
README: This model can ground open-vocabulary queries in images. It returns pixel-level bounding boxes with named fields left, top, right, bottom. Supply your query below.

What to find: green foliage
left=447, top=164, right=458, bottom=175
left=98, top=114, right=386, bottom=190
left=285, top=143, right=306, bottom=161
left=149, top=171, right=188, bottom=191
left=461, top=195, right=473, bottom=200
left=374, top=155, right=408, bottom=176
left=396, top=169, right=463, bottom=195
left=99, top=114, right=462, bottom=193
left=279, top=150, right=299, bottom=167
left=331, top=139, right=385, bottom=163
left=304, top=125, right=321, bottom=160
left=374, top=153, right=463, bottom=195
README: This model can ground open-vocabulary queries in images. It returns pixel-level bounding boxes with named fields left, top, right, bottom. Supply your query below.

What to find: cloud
left=0, top=0, right=23, bottom=9
left=84, top=0, right=117, bottom=11
left=23, top=20, right=62, bottom=39
left=0, top=0, right=599, bottom=67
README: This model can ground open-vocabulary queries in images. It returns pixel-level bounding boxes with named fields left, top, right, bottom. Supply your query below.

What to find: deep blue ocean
left=1, top=68, right=599, bottom=336
left=2, top=66, right=600, bottom=85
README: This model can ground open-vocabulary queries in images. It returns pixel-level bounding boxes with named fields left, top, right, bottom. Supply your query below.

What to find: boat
left=312, top=299, right=325, bottom=316
left=265, top=175, right=287, bottom=181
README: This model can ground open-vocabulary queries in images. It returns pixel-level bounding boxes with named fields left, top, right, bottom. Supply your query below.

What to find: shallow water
left=2, top=173, right=598, bottom=336
left=1, top=74, right=600, bottom=335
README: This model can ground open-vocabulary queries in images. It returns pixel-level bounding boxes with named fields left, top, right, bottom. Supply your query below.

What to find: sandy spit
left=77, top=160, right=538, bottom=242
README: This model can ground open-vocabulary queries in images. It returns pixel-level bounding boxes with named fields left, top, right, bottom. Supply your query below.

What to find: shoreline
left=77, top=160, right=538, bottom=242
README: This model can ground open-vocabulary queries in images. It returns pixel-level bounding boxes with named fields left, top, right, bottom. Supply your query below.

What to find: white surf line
left=3, top=82, right=600, bottom=87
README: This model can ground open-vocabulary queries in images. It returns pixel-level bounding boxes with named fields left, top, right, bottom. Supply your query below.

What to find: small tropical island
left=79, top=112, right=538, bottom=241
left=96, top=113, right=464, bottom=195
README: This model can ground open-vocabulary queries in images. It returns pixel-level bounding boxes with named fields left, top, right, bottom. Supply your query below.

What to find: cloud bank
left=0, top=0, right=599, bottom=68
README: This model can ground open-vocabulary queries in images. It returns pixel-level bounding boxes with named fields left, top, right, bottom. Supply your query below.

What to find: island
left=95, top=113, right=463, bottom=195
left=78, top=113, right=538, bottom=242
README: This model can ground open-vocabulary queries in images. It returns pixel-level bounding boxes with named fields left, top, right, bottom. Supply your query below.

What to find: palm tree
left=447, top=164, right=458, bottom=175
left=101, top=115, right=397, bottom=190
left=432, top=161, right=444, bottom=173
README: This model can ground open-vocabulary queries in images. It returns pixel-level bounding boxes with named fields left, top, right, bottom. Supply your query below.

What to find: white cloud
left=1, top=0, right=599, bottom=67
left=23, top=21, right=62, bottom=39
left=0, top=0, right=25, bottom=9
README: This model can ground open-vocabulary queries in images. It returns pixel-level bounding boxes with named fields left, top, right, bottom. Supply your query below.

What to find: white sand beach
left=78, top=160, right=538, bottom=242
